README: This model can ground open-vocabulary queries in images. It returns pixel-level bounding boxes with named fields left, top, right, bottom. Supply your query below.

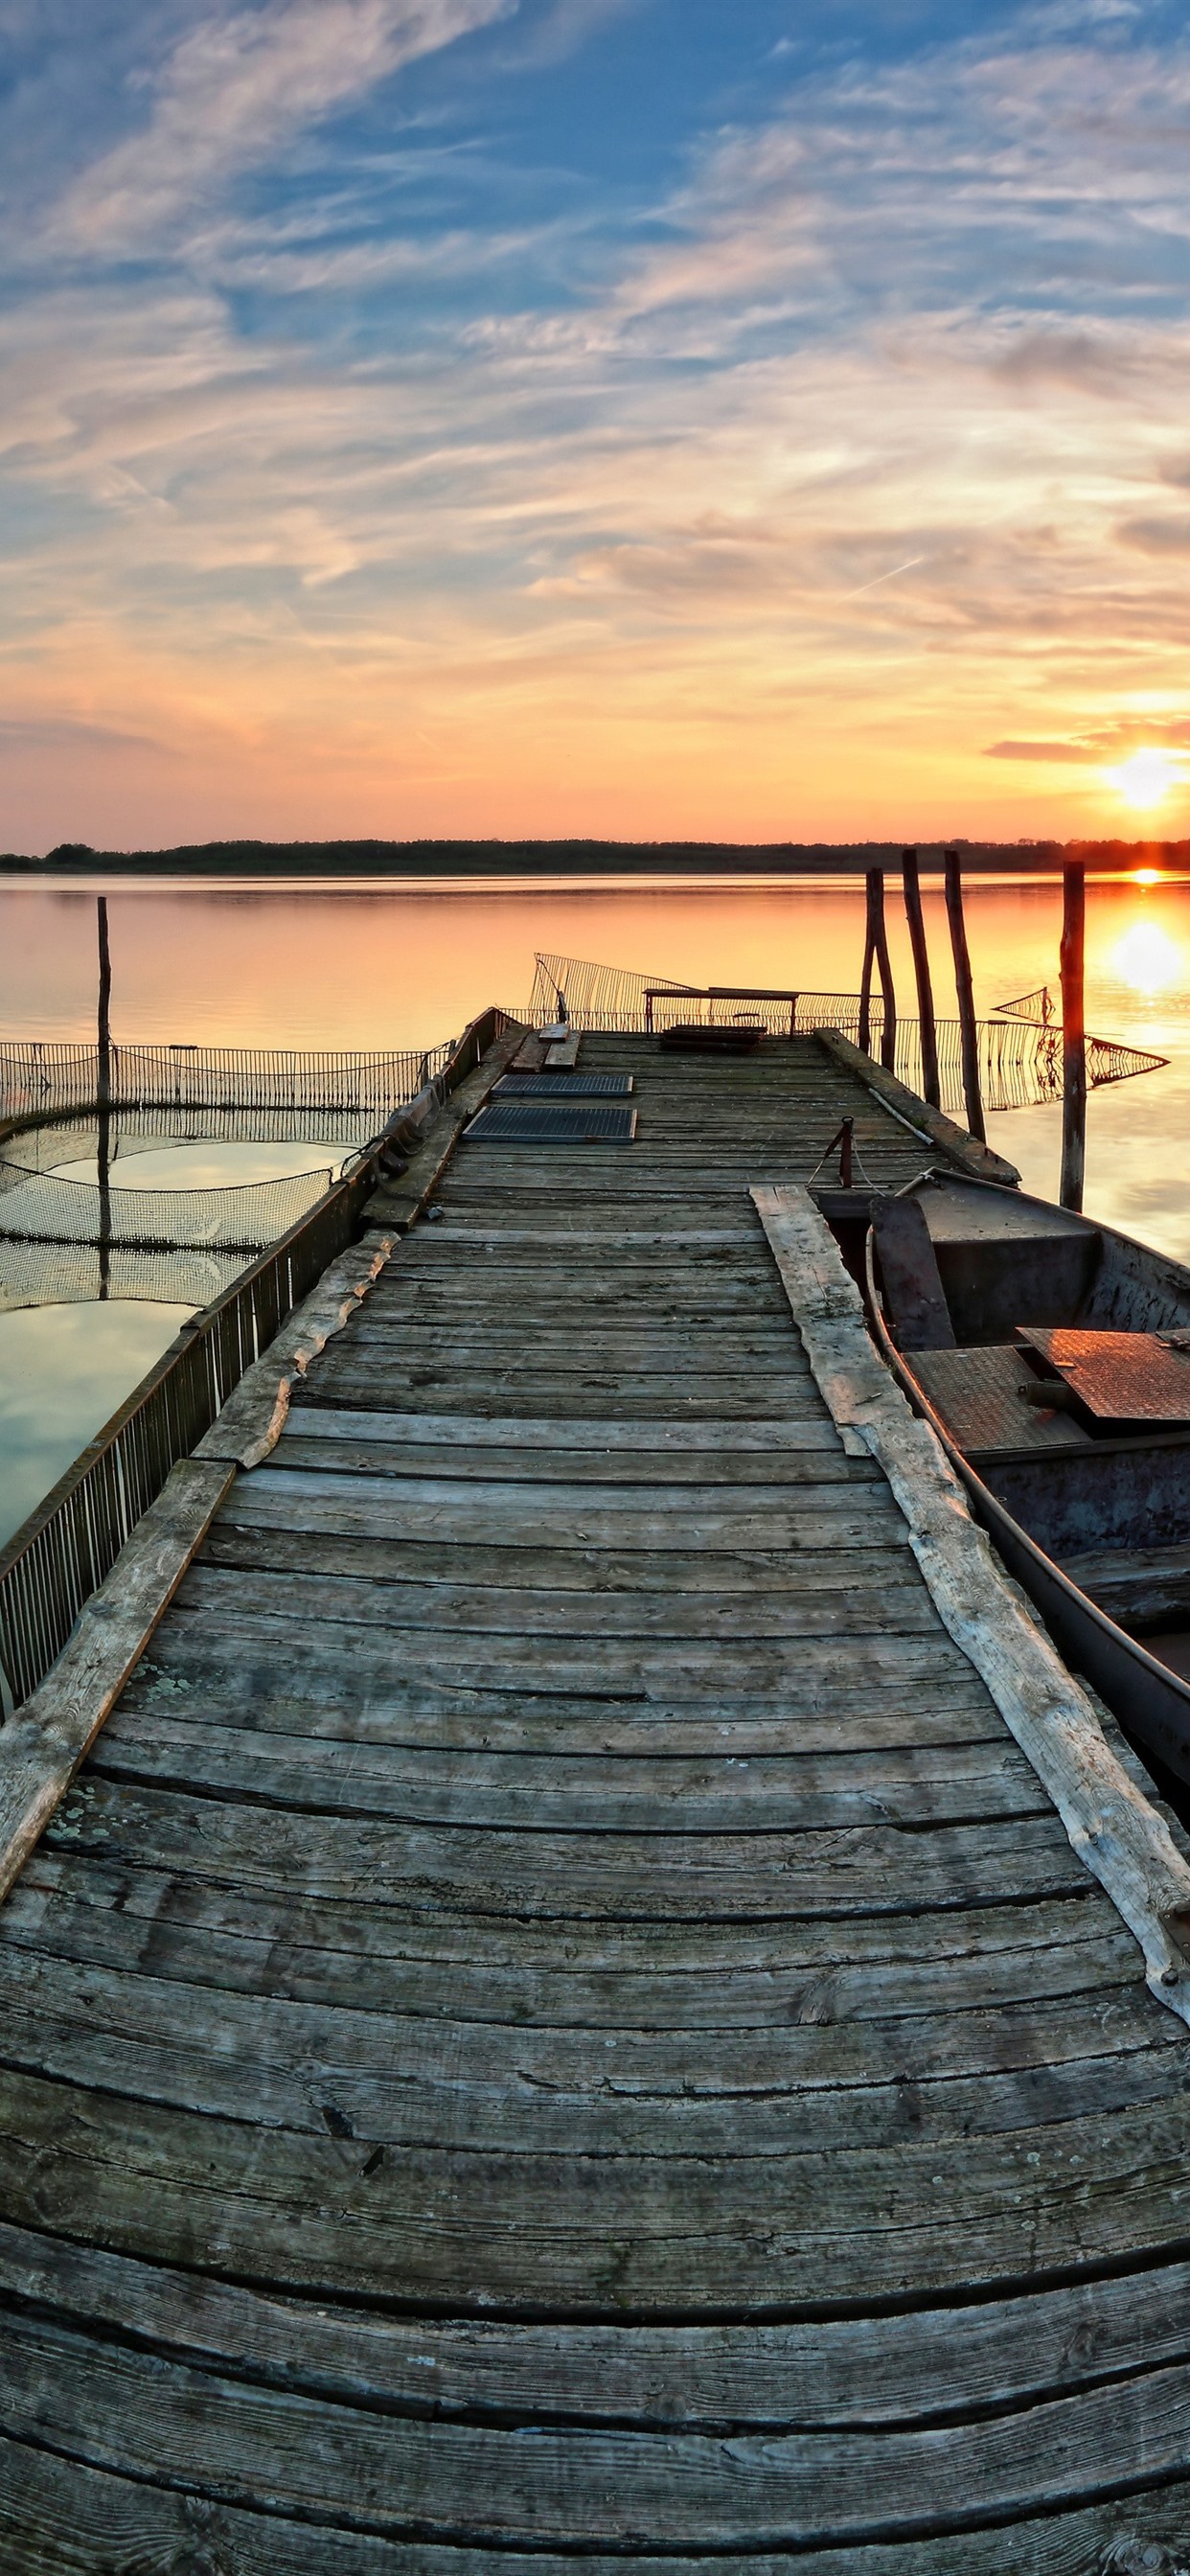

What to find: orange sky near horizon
left=3, top=2, right=1190, bottom=854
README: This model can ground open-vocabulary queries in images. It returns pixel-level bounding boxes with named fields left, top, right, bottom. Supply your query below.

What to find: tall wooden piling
left=96, top=896, right=112, bottom=1298
left=901, top=848, right=940, bottom=1109
left=859, top=868, right=897, bottom=1071
left=1060, top=860, right=1087, bottom=1211
left=944, top=850, right=986, bottom=1144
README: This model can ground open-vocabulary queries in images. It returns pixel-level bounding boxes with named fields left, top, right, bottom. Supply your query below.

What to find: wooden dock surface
left=2, top=1032, right=1190, bottom=2568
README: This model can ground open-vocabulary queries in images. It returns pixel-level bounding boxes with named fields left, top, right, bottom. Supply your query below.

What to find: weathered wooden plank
left=238, top=1464, right=883, bottom=1517
left=96, top=1713, right=1046, bottom=1833
left=345, top=1322, right=804, bottom=1358
left=133, top=1598, right=992, bottom=1710
left=298, top=1364, right=835, bottom=1418
left=5, top=1861, right=1130, bottom=2017
left=270, top=1434, right=866, bottom=1487
left=0, top=1458, right=236, bottom=1908
left=0, top=1950, right=1173, bottom=2163
left=42, top=1779, right=1087, bottom=1916
left=201, top=1524, right=925, bottom=1596
left=1, top=2210, right=1188, bottom=2442
left=8, top=2298, right=1190, bottom=2550
left=276, top=1407, right=841, bottom=1453
left=156, top=1556, right=945, bottom=1643
left=360, top=1278, right=793, bottom=1315
left=3, top=2064, right=1190, bottom=2310
left=3, top=2425, right=1189, bottom=2576
left=219, top=1474, right=908, bottom=1551
left=119, top=1646, right=993, bottom=1736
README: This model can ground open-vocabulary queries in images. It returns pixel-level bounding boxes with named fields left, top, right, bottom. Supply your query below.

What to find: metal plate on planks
left=911, top=1345, right=1088, bottom=1455
left=1019, top=1327, right=1190, bottom=1424
left=465, top=1102, right=638, bottom=1145
left=494, top=1072, right=634, bottom=1098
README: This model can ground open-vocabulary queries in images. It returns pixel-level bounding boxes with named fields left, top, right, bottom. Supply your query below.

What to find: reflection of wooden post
left=858, top=897, right=875, bottom=1056
left=944, top=850, right=986, bottom=1143
left=861, top=868, right=897, bottom=1070
left=97, top=896, right=112, bottom=1299
left=1060, top=861, right=1087, bottom=1211
left=902, top=848, right=939, bottom=1108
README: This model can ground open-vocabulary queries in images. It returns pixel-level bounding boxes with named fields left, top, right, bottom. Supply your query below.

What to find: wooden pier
left=2, top=1027, right=1190, bottom=2566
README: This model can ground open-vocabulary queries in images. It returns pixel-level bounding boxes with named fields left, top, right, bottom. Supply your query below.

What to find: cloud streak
left=58, top=0, right=514, bottom=249
left=5, top=1, right=1190, bottom=843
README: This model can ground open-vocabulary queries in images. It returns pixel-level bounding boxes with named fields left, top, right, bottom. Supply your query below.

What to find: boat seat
left=910, top=1344, right=1089, bottom=1456
left=872, top=1196, right=955, bottom=1350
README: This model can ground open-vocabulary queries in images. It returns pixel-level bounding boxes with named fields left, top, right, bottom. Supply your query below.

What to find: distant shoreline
left=2, top=836, right=1186, bottom=880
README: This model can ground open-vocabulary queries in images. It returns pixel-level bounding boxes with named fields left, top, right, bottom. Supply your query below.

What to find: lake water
left=2, top=867, right=1188, bottom=1547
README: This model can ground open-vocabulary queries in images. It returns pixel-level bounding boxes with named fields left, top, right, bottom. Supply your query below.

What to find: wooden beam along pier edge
left=0, top=1015, right=1189, bottom=2564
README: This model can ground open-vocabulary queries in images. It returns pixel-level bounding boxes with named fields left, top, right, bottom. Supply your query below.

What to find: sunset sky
left=3, top=0, right=1190, bottom=850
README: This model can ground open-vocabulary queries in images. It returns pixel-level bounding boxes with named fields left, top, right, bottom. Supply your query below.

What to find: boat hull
left=862, top=1190, right=1190, bottom=1793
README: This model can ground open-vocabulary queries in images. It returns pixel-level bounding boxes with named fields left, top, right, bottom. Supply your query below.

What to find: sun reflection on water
left=1110, top=915, right=1186, bottom=998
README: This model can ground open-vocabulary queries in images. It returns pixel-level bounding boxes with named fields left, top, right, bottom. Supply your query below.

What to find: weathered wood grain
left=42, top=1777, right=1087, bottom=1916
left=4, top=2063, right=1190, bottom=2311
left=3, top=2434, right=1190, bottom=2576
left=0, top=1458, right=235, bottom=1907
left=194, top=1227, right=399, bottom=1471
left=8, top=2299, right=1190, bottom=2549
left=5, top=1862, right=1129, bottom=2017
left=275, top=1405, right=843, bottom=1452
left=4, top=2211, right=1185, bottom=2434
left=0, top=1949, right=1175, bottom=2160
left=219, top=1469, right=908, bottom=1551
left=6, top=1026, right=1190, bottom=2551
left=95, top=1712, right=1045, bottom=1833
left=195, top=1545, right=939, bottom=1644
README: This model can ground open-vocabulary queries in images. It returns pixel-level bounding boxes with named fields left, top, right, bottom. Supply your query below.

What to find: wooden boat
left=850, top=1168, right=1190, bottom=1792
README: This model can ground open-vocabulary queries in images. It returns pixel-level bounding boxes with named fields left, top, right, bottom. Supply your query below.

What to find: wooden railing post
left=1060, top=860, right=1087, bottom=1211
left=901, top=849, right=940, bottom=1109
left=944, top=850, right=986, bottom=1143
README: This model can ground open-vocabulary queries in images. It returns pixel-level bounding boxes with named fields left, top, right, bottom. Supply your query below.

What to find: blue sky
left=2, top=0, right=1190, bottom=845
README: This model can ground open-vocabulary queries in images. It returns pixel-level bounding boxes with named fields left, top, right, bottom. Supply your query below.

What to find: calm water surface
left=2, top=869, right=1188, bottom=1545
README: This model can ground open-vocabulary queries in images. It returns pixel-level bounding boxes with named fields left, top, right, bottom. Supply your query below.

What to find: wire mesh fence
left=529, top=954, right=1168, bottom=1116
left=0, top=1040, right=452, bottom=1124
left=0, top=1006, right=513, bottom=1713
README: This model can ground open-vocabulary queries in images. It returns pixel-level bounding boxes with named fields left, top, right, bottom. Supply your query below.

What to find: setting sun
left=1109, top=748, right=1182, bottom=810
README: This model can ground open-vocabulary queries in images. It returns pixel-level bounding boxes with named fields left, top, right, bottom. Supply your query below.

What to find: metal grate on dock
left=494, top=1072, right=634, bottom=1098
left=465, top=1100, right=638, bottom=1144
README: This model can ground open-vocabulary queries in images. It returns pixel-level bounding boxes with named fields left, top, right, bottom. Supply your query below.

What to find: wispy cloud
left=6, top=1, right=1190, bottom=843
left=58, top=0, right=515, bottom=249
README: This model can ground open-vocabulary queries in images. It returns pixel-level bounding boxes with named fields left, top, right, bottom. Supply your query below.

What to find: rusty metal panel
left=465, top=1102, right=637, bottom=1144
left=1020, top=1327, right=1190, bottom=1424
left=910, top=1346, right=1089, bottom=1455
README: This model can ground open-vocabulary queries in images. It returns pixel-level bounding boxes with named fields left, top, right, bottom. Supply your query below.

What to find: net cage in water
left=0, top=1041, right=457, bottom=1257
